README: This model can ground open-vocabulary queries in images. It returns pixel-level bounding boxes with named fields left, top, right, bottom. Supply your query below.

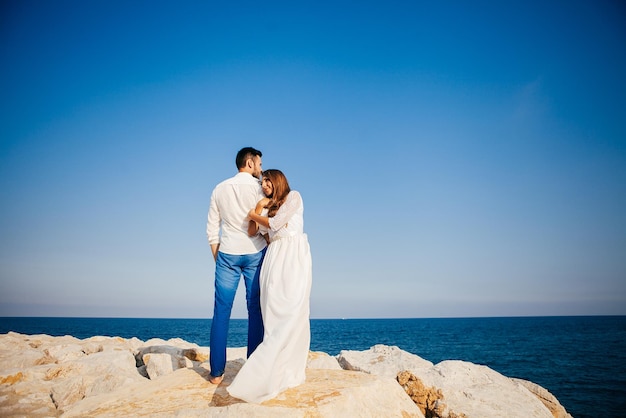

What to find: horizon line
left=2, top=314, right=624, bottom=320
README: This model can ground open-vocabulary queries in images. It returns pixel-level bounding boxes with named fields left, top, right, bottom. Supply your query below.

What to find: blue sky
left=1, top=0, right=625, bottom=319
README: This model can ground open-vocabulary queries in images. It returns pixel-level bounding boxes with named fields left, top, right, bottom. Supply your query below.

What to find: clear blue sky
left=1, top=0, right=625, bottom=319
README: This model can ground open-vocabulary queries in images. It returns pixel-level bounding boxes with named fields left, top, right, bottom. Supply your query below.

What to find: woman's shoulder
left=288, top=190, right=302, bottom=201
left=282, top=190, right=303, bottom=209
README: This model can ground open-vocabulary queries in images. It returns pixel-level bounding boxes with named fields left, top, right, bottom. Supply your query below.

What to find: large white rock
left=338, top=344, right=433, bottom=377
left=62, top=359, right=424, bottom=417
left=307, top=351, right=343, bottom=370
left=512, top=378, right=573, bottom=418
left=1, top=334, right=572, bottom=418
left=338, top=345, right=569, bottom=418
left=0, top=332, right=61, bottom=370
left=136, top=341, right=211, bottom=379
left=0, top=333, right=146, bottom=417
left=399, top=361, right=554, bottom=418
left=1, top=333, right=423, bottom=417
left=143, top=352, right=194, bottom=379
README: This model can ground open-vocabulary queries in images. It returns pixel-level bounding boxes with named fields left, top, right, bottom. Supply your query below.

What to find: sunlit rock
left=512, top=378, right=573, bottom=418
left=307, top=350, right=342, bottom=370
left=396, top=362, right=553, bottom=418
left=337, top=344, right=433, bottom=377
left=62, top=362, right=423, bottom=417
left=0, top=333, right=572, bottom=418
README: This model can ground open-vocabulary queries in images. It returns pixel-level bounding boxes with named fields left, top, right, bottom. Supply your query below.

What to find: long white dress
left=227, top=191, right=312, bottom=403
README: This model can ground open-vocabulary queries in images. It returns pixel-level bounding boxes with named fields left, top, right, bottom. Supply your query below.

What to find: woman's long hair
left=263, top=169, right=290, bottom=217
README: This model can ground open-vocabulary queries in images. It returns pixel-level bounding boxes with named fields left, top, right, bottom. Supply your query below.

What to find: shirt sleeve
left=258, top=208, right=269, bottom=235
left=269, top=191, right=302, bottom=232
left=206, top=190, right=221, bottom=245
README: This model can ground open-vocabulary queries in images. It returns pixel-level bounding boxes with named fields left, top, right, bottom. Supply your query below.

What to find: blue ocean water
left=1, top=316, right=624, bottom=418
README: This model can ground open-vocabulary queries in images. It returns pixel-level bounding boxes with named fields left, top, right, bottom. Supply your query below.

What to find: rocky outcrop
left=339, top=345, right=570, bottom=418
left=396, top=363, right=550, bottom=418
left=62, top=366, right=422, bottom=417
left=338, top=344, right=433, bottom=377
left=512, top=378, right=573, bottom=418
left=398, top=370, right=446, bottom=416
left=0, top=333, right=572, bottom=417
left=307, top=350, right=343, bottom=370
left=0, top=332, right=421, bottom=417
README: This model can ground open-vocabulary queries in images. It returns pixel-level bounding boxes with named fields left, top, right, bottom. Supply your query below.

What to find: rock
left=0, top=333, right=145, bottom=417
left=0, top=333, right=422, bottom=417
left=0, top=334, right=572, bottom=418
left=337, top=344, right=433, bottom=377
left=45, top=348, right=144, bottom=411
left=136, top=343, right=207, bottom=379
left=512, top=378, right=573, bottom=418
left=143, top=352, right=194, bottom=379
left=396, top=363, right=553, bottom=418
left=225, top=347, right=248, bottom=361
left=337, top=345, right=570, bottom=418
left=398, top=370, right=445, bottom=416
left=307, top=350, right=342, bottom=370
left=62, top=361, right=423, bottom=417
left=0, top=332, right=58, bottom=370
left=135, top=339, right=211, bottom=369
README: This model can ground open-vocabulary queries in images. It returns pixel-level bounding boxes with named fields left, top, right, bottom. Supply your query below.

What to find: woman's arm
left=248, top=208, right=271, bottom=230
left=268, top=191, right=301, bottom=231
left=248, top=198, right=270, bottom=236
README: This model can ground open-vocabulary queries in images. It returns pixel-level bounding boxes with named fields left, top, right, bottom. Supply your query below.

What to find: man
left=206, top=147, right=267, bottom=384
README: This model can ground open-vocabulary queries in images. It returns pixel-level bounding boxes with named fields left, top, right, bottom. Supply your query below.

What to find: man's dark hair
left=236, top=147, right=262, bottom=169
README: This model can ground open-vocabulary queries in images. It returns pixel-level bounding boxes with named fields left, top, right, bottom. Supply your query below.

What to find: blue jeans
left=209, top=249, right=265, bottom=377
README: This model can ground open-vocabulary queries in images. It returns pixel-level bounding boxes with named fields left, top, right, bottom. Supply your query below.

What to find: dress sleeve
left=269, top=191, right=302, bottom=232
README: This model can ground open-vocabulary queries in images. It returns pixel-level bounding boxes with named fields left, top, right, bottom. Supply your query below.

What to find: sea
left=1, top=316, right=625, bottom=418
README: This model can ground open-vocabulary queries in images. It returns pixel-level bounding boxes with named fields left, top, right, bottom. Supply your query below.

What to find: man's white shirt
left=207, top=172, right=267, bottom=255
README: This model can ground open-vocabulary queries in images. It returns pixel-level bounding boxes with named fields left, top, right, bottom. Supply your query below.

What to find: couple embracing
left=206, top=147, right=313, bottom=403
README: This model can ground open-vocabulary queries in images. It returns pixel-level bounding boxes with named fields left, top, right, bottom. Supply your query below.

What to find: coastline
left=2, top=316, right=624, bottom=417
left=0, top=331, right=572, bottom=417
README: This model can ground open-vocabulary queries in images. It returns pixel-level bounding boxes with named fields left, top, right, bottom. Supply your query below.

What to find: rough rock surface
left=398, top=370, right=446, bottom=416
left=1, top=333, right=572, bottom=418
left=341, top=345, right=570, bottom=418
left=0, top=332, right=421, bottom=417
left=62, top=364, right=422, bottom=417
left=413, top=360, right=554, bottom=417
left=307, top=350, right=343, bottom=370
left=338, top=344, right=433, bottom=377
left=512, top=378, right=573, bottom=418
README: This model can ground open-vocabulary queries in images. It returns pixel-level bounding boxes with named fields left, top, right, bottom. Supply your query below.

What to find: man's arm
left=207, top=191, right=221, bottom=260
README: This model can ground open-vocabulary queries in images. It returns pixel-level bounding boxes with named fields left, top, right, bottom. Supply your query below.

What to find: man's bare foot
left=209, top=375, right=224, bottom=385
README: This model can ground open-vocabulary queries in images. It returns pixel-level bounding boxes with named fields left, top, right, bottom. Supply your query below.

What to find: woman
left=226, top=169, right=313, bottom=403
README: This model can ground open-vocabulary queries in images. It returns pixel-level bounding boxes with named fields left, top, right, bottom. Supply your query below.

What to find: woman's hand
left=248, top=206, right=271, bottom=230
left=255, top=198, right=270, bottom=214
left=248, top=198, right=269, bottom=237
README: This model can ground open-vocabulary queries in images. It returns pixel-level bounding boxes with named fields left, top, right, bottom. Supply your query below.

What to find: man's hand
left=210, top=244, right=220, bottom=262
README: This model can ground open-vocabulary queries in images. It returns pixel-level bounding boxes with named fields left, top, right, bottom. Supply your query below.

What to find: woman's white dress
left=227, top=191, right=312, bottom=404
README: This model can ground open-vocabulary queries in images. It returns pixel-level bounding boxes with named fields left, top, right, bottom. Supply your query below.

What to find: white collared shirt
left=207, top=172, right=267, bottom=255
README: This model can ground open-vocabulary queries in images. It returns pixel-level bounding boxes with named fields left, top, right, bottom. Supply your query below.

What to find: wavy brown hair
left=262, top=169, right=291, bottom=217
